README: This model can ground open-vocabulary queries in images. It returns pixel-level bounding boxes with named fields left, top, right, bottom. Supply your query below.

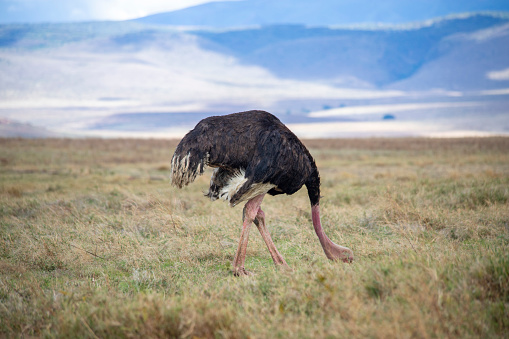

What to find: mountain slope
left=389, top=23, right=509, bottom=90
left=134, top=0, right=509, bottom=27
left=0, top=118, right=60, bottom=138
left=193, top=13, right=509, bottom=87
left=1, top=13, right=508, bottom=93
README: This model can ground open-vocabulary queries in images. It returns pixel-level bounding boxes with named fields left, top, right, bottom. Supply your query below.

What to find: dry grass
left=1, top=137, right=508, bottom=338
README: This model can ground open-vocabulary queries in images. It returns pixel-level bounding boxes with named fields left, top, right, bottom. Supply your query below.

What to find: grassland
left=1, top=137, right=508, bottom=338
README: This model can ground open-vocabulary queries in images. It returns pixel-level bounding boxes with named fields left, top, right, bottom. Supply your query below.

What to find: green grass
left=1, top=137, right=508, bottom=338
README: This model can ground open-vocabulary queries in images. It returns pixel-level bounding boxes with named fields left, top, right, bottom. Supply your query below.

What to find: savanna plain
left=0, top=137, right=508, bottom=338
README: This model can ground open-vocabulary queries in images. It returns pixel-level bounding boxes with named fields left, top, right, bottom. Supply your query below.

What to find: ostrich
left=170, top=110, right=353, bottom=275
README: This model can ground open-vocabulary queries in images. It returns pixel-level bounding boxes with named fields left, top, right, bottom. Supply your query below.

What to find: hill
left=0, top=118, right=61, bottom=138
left=2, top=13, right=508, bottom=89
left=193, top=13, right=509, bottom=87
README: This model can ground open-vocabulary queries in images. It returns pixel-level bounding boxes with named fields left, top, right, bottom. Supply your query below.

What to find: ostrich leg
left=233, top=194, right=265, bottom=276
left=254, top=208, right=289, bottom=268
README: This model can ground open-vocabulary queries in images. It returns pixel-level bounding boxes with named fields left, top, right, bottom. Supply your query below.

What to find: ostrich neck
left=311, top=204, right=331, bottom=248
left=311, top=204, right=353, bottom=262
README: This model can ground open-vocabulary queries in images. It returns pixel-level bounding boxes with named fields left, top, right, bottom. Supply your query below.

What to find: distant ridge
left=0, top=118, right=60, bottom=138
left=1, top=12, right=508, bottom=90
left=1, top=12, right=508, bottom=92
left=191, top=13, right=509, bottom=87
left=133, top=0, right=509, bottom=27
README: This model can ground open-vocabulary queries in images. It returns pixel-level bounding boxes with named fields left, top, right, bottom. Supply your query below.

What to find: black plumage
left=171, top=110, right=320, bottom=206
left=170, top=110, right=352, bottom=275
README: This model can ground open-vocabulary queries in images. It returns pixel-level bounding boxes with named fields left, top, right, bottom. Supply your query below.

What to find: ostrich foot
left=233, top=267, right=253, bottom=276
left=276, top=263, right=293, bottom=273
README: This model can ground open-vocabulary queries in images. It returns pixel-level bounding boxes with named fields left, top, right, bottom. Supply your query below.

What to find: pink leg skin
left=312, top=204, right=353, bottom=263
left=254, top=208, right=290, bottom=269
left=232, top=194, right=265, bottom=276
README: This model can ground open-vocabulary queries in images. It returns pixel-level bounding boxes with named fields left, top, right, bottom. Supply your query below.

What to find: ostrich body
left=170, top=110, right=353, bottom=275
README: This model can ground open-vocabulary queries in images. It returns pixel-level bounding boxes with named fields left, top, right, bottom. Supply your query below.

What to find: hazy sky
left=0, top=0, right=235, bottom=23
left=2, top=0, right=509, bottom=24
